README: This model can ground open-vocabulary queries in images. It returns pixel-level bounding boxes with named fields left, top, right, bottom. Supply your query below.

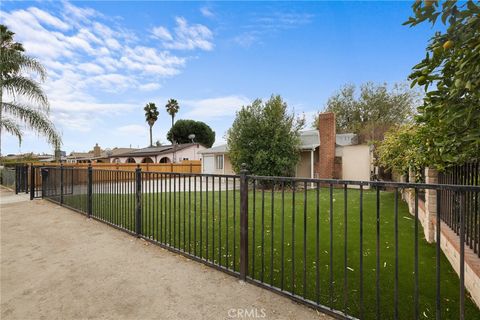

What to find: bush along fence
left=13, top=164, right=480, bottom=319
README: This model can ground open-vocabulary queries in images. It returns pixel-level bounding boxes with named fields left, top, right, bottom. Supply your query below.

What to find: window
left=215, top=155, right=224, bottom=170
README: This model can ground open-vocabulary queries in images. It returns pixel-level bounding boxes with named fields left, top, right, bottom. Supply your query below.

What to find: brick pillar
left=424, top=167, right=438, bottom=243
left=405, top=168, right=416, bottom=213
left=317, top=112, right=336, bottom=179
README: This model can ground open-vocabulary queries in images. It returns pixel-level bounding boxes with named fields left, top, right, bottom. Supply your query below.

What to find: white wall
left=111, top=144, right=206, bottom=164
left=341, top=145, right=371, bottom=182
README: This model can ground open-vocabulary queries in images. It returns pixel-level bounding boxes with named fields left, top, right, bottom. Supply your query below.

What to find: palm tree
left=0, top=24, right=61, bottom=155
left=144, top=102, right=159, bottom=147
left=165, top=98, right=180, bottom=162
left=165, top=98, right=179, bottom=129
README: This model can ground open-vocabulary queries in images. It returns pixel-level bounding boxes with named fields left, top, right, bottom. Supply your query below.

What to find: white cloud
left=117, top=124, right=147, bottom=136
left=234, top=11, right=314, bottom=47
left=28, top=7, right=70, bottom=31
left=78, top=62, right=104, bottom=74
left=233, top=32, right=259, bottom=48
left=151, top=17, right=214, bottom=51
left=63, top=1, right=98, bottom=22
left=50, top=100, right=137, bottom=113
left=139, top=82, right=161, bottom=91
left=151, top=26, right=173, bottom=41
left=121, top=46, right=185, bottom=76
left=200, top=7, right=214, bottom=18
left=183, top=95, right=251, bottom=120
left=105, top=38, right=121, bottom=50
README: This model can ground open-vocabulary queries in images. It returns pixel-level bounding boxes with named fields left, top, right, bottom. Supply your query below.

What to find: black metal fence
left=27, top=165, right=480, bottom=319
left=14, top=164, right=29, bottom=194
left=438, top=162, right=479, bottom=257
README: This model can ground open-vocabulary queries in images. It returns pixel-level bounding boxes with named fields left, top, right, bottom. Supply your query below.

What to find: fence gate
left=30, top=166, right=43, bottom=199
left=14, top=164, right=29, bottom=194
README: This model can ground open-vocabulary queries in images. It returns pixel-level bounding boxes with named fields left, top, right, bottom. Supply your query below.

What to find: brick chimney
left=317, top=112, right=336, bottom=179
left=93, top=143, right=101, bottom=157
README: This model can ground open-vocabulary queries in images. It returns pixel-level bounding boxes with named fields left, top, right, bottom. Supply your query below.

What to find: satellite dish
left=188, top=134, right=196, bottom=142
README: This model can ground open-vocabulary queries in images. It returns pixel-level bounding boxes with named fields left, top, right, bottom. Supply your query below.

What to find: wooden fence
left=30, top=160, right=201, bottom=173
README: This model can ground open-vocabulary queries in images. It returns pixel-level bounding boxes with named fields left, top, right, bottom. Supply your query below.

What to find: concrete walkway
left=0, top=187, right=330, bottom=320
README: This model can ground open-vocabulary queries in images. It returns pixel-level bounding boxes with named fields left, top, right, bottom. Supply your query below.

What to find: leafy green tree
left=0, top=24, right=61, bottom=155
left=227, top=95, right=305, bottom=176
left=404, top=0, right=480, bottom=168
left=144, top=102, right=159, bottom=147
left=167, top=119, right=215, bottom=147
left=376, top=123, right=429, bottom=180
left=313, top=82, right=419, bottom=142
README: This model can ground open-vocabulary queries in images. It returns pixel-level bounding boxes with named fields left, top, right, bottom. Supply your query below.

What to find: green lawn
left=62, top=186, right=479, bottom=319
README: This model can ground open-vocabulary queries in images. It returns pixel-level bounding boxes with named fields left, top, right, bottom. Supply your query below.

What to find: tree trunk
left=171, top=115, right=176, bottom=162
left=149, top=124, right=153, bottom=147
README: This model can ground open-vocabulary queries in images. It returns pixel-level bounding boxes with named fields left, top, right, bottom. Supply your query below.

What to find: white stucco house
left=109, top=143, right=206, bottom=164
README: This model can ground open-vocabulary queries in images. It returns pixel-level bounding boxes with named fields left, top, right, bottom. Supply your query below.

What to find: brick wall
left=317, top=112, right=336, bottom=179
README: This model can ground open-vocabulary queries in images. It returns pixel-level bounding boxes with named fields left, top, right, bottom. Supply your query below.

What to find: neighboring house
left=198, top=132, right=321, bottom=177
left=199, top=112, right=373, bottom=182
left=66, top=144, right=137, bottom=163
left=109, top=143, right=206, bottom=164
left=198, top=144, right=232, bottom=175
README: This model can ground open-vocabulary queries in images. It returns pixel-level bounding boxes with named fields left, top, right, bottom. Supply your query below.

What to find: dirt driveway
left=0, top=187, right=330, bottom=320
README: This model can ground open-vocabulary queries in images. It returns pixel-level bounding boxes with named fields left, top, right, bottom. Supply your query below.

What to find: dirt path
left=0, top=187, right=330, bottom=320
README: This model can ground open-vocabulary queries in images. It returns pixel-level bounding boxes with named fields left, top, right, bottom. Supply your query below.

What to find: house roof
left=200, top=131, right=321, bottom=155
left=198, top=144, right=228, bottom=154
left=299, top=130, right=320, bottom=150
left=335, top=133, right=358, bottom=146
left=113, top=143, right=202, bottom=158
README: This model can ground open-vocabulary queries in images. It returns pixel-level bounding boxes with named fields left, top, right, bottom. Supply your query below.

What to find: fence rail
left=438, top=162, right=479, bottom=257
left=18, top=165, right=480, bottom=319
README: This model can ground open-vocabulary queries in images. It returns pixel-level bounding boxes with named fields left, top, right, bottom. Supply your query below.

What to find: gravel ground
left=0, top=187, right=330, bottom=320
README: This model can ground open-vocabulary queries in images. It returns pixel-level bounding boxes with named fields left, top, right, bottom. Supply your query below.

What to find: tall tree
left=165, top=98, right=180, bottom=162
left=313, top=82, right=419, bottom=142
left=0, top=24, right=61, bottom=155
left=144, top=102, right=159, bottom=147
left=404, top=0, right=480, bottom=167
left=227, top=95, right=305, bottom=176
left=165, top=99, right=179, bottom=130
left=167, top=119, right=215, bottom=147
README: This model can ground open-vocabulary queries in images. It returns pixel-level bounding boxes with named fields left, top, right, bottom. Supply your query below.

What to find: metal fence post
left=30, top=165, right=35, bottom=200
left=15, top=165, right=19, bottom=194
left=41, top=168, right=48, bottom=199
left=60, top=164, right=64, bottom=205
left=240, top=163, right=249, bottom=280
left=24, top=164, right=28, bottom=194
left=87, top=165, right=92, bottom=218
left=135, top=167, right=142, bottom=236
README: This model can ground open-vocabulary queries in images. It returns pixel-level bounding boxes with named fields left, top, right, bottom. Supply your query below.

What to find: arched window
left=126, top=157, right=136, bottom=163
left=159, top=157, right=171, bottom=163
left=141, top=157, right=154, bottom=163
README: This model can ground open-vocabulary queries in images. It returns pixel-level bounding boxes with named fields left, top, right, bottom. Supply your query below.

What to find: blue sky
left=1, top=1, right=435, bottom=155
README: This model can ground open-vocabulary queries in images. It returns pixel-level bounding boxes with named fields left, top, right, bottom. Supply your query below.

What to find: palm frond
left=0, top=50, right=46, bottom=80
left=2, top=76, right=49, bottom=108
left=0, top=117, right=22, bottom=144
left=1, top=101, right=61, bottom=146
